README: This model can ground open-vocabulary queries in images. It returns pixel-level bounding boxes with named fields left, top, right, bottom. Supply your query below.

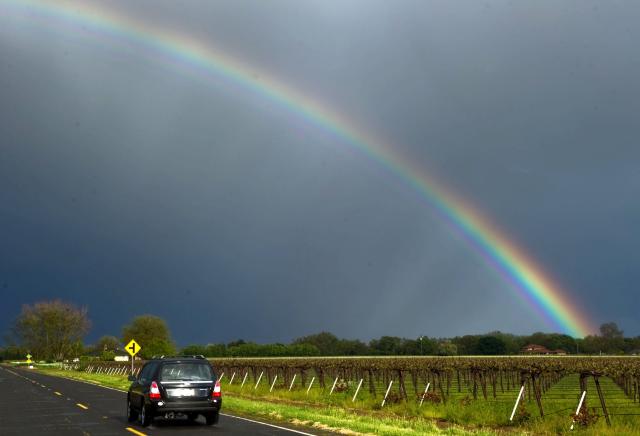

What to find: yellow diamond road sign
left=125, top=339, right=141, bottom=357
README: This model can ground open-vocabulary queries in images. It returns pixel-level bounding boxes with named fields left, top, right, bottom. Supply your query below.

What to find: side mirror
left=128, top=375, right=137, bottom=382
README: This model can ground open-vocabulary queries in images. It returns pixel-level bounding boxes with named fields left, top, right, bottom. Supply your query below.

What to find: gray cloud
left=1, top=0, right=639, bottom=344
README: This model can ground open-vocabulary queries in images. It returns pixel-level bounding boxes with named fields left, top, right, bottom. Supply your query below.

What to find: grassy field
left=16, top=363, right=640, bottom=435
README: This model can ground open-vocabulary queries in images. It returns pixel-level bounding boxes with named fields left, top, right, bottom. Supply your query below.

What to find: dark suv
left=127, top=356, right=221, bottom=427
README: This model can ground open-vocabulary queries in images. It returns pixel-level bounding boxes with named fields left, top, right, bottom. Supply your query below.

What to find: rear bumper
left=150, top=399, right=221, bottom=414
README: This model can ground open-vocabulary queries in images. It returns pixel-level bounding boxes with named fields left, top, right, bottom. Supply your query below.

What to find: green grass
left=26, top=365, right=488, bottom=434
left=21, top=364, right=640, bottom=435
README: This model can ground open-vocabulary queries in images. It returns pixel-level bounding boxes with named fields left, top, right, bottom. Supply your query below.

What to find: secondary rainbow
left=3, top=0, right=595, bottom=337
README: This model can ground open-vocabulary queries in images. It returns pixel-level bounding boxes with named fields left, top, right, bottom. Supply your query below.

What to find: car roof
left=149, top=355, right=208, bottom=362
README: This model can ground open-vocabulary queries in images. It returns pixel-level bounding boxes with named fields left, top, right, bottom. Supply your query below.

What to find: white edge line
left=15, top=368, right=317, bottom=435
left=220, top=413, right=317, bottom=436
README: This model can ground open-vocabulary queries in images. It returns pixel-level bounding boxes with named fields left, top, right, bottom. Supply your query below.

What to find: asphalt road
left=0, top=366, right=316, bottom=436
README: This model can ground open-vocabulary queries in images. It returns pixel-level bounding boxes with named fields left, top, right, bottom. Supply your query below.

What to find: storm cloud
left=1, top=0, right=639, bottom=345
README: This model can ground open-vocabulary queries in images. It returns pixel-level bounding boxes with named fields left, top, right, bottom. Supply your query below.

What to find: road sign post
left=125, top=339, right=141, bottom=375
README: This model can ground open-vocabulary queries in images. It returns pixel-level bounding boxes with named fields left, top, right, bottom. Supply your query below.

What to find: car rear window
left=159, top=363, right=213, bottom=381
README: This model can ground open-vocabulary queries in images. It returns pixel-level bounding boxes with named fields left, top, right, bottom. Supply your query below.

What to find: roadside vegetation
left=2, top=300, right=640, bottom=435
left=13, top=358, right=640, bottom=436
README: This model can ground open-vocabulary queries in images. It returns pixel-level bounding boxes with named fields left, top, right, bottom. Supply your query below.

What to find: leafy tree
left=101, top=350, right=116, bottom=361
left=416, top=337, right=439, bottom=355
left=12, top=300, right=91, bottom=361
left=288, top=343, right=320, bottom=356
left=437, top=340, right=458, bottom=356
left=600, top=322, right=623, bottom=339
left=369, top=336, right=404, bottom=355
left=0, top=345, right=28, bottom=361
left=452, top=335, right=481, bottom=355
left=293, top=332, right=340, bottom=355
left=121, top=315, right=176, bottom=359
left=205, top=343, right=227, bottom=357
left=486, top=331, right=525, bottom=355
left=336, top=339, right=369, bottom=356
left=95, top=335, right=120, bottom=352
left=476, top=336, right=507, bottom=355
left=182, top=344, right=207, bottom=356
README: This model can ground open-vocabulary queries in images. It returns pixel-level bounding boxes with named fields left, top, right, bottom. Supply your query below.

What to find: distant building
left=114, top=349, right=130, bottom=362
left=521, top=344, right=551, bottom=355
left=521, top=344, right=569, bottom=355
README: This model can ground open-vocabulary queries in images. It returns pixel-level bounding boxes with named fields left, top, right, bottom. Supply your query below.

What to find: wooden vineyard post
left=472, top=371, right=478, bottom=400
left=270, top=375, right=278, bottom=392
left=397, top=370, right=408, bottom=401
left=410, top=370, right=418, bottom=396
left=229, top=372, right=236, bottom=385
left=593, top=376, right=611, bottom=426
left=240, top=372, right=248, bottom=389
left=437, top=373, right=447, bottom=404
left=532, top=374, right=544, bottom=417
left=368, top=369, right=376, bottom=398
left=480, top=372, right=488, bottom=400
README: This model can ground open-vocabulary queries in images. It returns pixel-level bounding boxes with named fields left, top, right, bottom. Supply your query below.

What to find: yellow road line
left=54, top=391, right=62, bottom=396
left=76, top=403, right=89, bottom=410
left=125, top=427, right=147, bottom=436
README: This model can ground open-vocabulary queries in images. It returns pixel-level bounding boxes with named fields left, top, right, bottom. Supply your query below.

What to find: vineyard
left=69, top=356, right=640, bottom=432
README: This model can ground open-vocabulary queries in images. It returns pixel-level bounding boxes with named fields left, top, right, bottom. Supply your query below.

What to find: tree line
left=2, top=300, right=177, bottom=361
left=2, top=300, right=639, bottom=361
left=182, top=325, right=640, bottom=358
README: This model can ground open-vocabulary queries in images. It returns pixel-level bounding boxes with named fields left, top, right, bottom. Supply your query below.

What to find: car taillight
left=150, top=381, right=161, bottom=400
left=212, top=380, right=221, bottom=398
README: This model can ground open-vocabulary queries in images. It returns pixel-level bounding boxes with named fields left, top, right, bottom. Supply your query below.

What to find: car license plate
left=171, top=388, right=194, bottom=397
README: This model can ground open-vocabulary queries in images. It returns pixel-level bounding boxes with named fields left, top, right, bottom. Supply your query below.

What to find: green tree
left=369, top=336, right=403, bottom=355
left=101, top=350, right=116, bottom=361
left=121, top=315, right=176, bottom=359
left=452, top=335, right=481, bottom=355
left=288, top=343, right=320, bottom=356
left=416, top=337, right=439, bottom=355
left=95, top=335, right=120, bottom=352
left=292, top=332, right=340, bottom=355
left=336, top=339, right=370, bottom=355
left=476, top=336, right=507, bottom=355
left=12, top=300, right=91, bottom=361
left=205, top=343, right=227, bottom=357
left=181, top=344, right=207, bottom=356
left=600, top=322, right=623, bottom=339
left=599, top=322, right=625, bottom=353
left=437, top=340, right=458, bottom=356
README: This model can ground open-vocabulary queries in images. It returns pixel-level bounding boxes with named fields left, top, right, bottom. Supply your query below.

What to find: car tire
left=139, top=403, right=152, bottom=427
left=187, top=412, right=199, bottom=422
left=205, top=411, right=219, bottom=426
left=127, top=398, right=138, bottom=422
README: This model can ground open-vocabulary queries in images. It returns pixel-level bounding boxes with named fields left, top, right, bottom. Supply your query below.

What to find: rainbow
left=2, top=0, right=595, bottom=337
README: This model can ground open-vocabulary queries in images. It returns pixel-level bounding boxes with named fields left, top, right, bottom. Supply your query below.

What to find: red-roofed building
left=521, top=344, right=551, bottom=355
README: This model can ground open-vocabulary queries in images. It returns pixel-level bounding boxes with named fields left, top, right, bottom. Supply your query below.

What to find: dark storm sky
left=1, top=0, right=639, bottom=345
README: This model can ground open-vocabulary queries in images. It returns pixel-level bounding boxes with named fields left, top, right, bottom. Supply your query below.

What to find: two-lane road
left=0, top=366, right=316, bottom=435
